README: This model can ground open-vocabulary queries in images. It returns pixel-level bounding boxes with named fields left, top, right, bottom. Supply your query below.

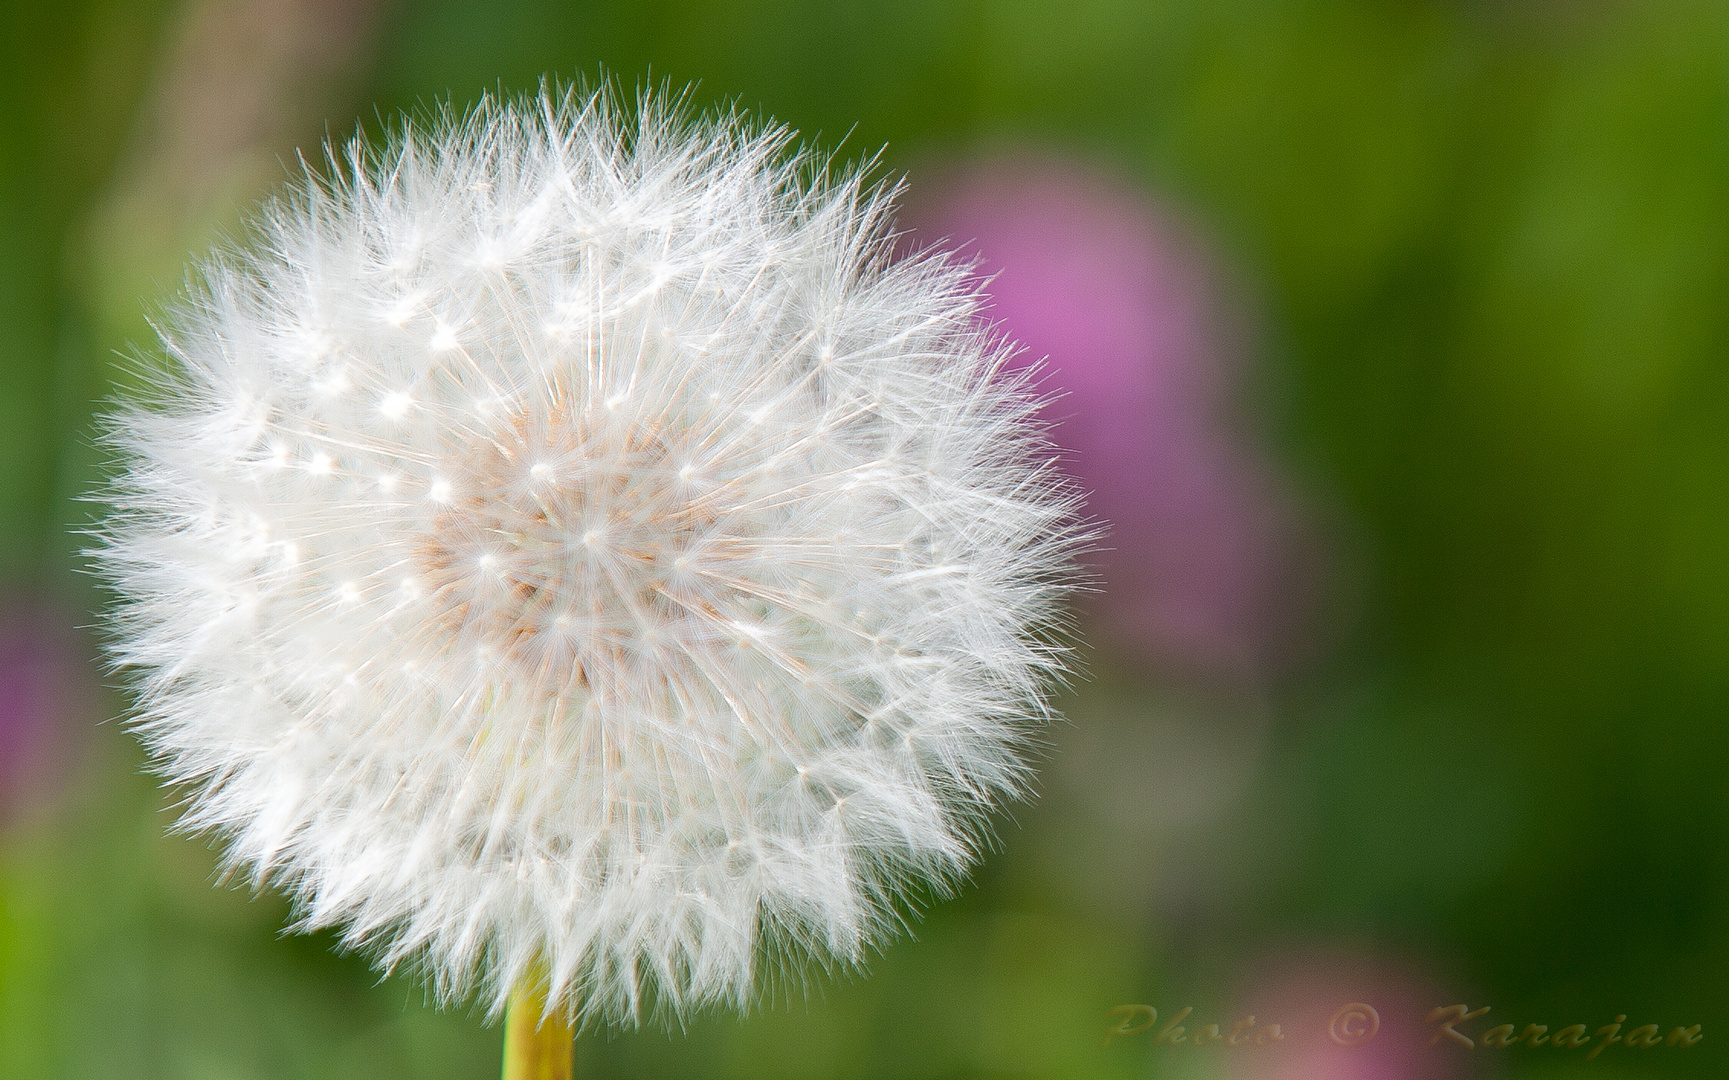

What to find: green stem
left=502, top=974, right=574, bottom=1080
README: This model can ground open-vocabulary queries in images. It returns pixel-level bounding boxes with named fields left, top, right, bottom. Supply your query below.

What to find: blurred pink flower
left=905, top=158, right=1313, bottom=683
left=1227, top=953, right=1465, bottom=1080
left=0, top=596, right=85, bottom=822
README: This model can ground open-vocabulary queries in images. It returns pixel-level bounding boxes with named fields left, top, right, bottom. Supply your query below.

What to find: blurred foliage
left=5, top=0, right=1729, bottom=1076
left=0, top=0, right=172, bottom=576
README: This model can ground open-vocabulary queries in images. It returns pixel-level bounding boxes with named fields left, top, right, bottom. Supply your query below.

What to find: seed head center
left=415, top=410, right=719, bottom=686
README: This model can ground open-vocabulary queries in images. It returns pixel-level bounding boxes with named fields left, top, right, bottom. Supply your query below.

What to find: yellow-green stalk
left=503, top=976, right=574, bottom=1080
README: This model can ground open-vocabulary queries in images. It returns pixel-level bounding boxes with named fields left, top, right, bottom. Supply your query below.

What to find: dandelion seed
left=90, top=84, right=1083, bottom=1032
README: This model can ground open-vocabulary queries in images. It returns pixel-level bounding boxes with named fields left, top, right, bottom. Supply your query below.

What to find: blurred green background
left=3, top=0, right=1727, bottom=1077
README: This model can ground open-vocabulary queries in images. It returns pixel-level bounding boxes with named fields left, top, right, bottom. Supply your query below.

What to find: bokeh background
left=3, top=0, right=1727, bottom=1076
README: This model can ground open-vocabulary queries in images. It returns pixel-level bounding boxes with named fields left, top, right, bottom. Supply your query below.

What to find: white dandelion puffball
left=96, top=87, right=1081, bottom=1024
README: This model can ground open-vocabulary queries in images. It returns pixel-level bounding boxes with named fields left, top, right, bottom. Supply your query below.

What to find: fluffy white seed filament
left=94, top=86, right=1082, bottom=1028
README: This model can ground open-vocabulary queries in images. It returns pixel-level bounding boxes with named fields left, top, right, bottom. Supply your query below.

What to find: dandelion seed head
left=92, top=85, right=1083, bottom=1026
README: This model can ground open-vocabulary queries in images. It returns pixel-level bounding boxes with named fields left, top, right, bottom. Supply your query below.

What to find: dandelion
left=92, top=84, right=1081, bottom=1068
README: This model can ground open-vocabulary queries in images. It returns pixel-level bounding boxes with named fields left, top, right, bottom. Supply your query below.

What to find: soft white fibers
left=94, top=86, right=1082, bottom=1025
